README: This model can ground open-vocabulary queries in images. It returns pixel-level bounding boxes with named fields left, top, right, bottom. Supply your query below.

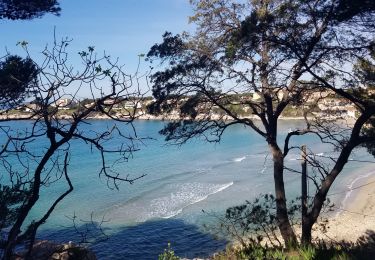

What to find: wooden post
left=301, top=145, right=309, bottom=243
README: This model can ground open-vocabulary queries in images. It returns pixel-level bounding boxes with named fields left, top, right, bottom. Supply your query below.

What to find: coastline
left=0, top=112, right=309, bottom=121
left=316, top=169, right=375, bottom=242
left=0, top=112, right=356, bottom=124
left=223, top=166, right=375, bottom=252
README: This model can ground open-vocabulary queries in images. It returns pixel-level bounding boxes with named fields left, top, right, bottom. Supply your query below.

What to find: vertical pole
left=301, top=145, right=308, bottom=243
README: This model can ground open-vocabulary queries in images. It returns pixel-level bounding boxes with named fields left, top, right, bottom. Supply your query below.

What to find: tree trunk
left=301, top=217, right=312, bottom=244
left=301, top=145, right=312, bottom=245
left=270, top=144, right=298, bottom=245
left=304, top=148, right=352, bottom=243
left=303, top=111, right=372, bottom=244
left=2, top=146, right=57, bottom=260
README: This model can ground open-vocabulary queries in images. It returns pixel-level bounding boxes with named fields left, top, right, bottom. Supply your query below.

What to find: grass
left=210, top=241, right=375, bottom=260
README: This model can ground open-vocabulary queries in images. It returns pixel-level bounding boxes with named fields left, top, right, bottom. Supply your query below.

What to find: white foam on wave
left=107, top=181, right=235, bottom=223
left=233, top=156, right=246, bottom=162
left=335, top=170, right=375, bottom=218
left=149, top=182, right=234, bottom=220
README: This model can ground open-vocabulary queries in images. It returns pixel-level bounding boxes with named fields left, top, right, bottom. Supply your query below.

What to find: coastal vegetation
left=210, top=239, right=375, bottom=260
left=0, top=1, right=146, bottom=258
left=0, top=39, right=145, bottom=259
left=148, top=0, right=375, bottom=247
left=0, top=0, right=60, bottom=20
left=158, top=235, right=375, bottom=259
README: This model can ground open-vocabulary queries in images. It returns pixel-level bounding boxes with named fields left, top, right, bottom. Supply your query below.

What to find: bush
left=158, top=243, right=180, bottom=260
left=211, top=240, right=375, bottom=260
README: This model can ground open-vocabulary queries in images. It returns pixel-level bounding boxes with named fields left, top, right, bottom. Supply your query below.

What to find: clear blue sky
left=0, top=0, right=193, bottom=96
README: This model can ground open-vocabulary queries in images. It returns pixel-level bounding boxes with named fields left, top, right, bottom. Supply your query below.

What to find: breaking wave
left=107, top=182, right=234, bottom=223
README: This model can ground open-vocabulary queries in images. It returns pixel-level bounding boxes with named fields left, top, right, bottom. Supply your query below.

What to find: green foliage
left=0, top=183, right=29, bottom=247
left=0, top=55, right=38, bottom=109
left=95, top=65, right=102, bottom=73
left=222, top=194, right=305, bottom=247
left=210, top=194, right=334, bottom=253
left=362, top=118, right=375, bottom=156
left=213, top=244, right=288, bottom=260
left=0, top=0, right=61, bottom=20
left=150, top=0, right=375, bottom=248
left=158, top=243, right=180, bottom=260
left=355, top=49, right=375, bottom=157
left=78, top=51, right=88, bottom=57
left=356, top=58, right=375, bottom=89
left=16, top=40, right=28, bottom=48
left=298, top=246, right=317, bottom=260
left=281, top=105, right=307, bottom=117
left=147, top=32, right=185, bottom=61
left=180, top=95, right=201, bottom=118
left=354, top=44, right=375, bottom=90
left=212, top=242, right=373, bottom=260
left=332, top=0, right=375, bottom=23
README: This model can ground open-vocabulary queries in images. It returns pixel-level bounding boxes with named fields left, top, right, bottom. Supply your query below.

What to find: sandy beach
left=318, top=171, right=375, bottom=242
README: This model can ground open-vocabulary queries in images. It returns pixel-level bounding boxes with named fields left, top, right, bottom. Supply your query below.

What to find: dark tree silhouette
left=0, top=55, right=38, bottom=109
left=0, top=39, right=145, bottom=259
left=0, top=0, right=61, bottom=107
left=0, top=0, right=60, bottom=20
left=356, top=49, right=375, bottom=156
left=147, top=0, right=375, bottom=245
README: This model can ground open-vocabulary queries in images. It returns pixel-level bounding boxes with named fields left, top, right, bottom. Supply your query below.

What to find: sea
left=1, top=120, right=374, bottom=259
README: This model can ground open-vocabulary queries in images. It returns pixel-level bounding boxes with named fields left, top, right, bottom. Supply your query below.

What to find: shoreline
left=0, top=112, right=310, bottom=121
left=0, top=113, right=356, bottom=124
left=316, top=168, right=375, bottom=242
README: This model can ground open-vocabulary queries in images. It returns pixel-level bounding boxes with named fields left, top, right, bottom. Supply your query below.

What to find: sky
left=0, top=0, right=193, bottom=97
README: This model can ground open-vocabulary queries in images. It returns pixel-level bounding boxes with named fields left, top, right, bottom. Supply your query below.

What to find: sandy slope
left=317, top=174, right=375, bottom=242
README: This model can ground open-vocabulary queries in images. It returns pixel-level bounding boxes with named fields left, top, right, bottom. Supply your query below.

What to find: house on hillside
left=251, top=89, right=287, bottom=101
left=51, top=98, right=77, bottom=109
left=124, top=101, right=142, bottom=109
left=304, top=89, right=336, bottom=103
left=24, top=103, right=41, bottom=112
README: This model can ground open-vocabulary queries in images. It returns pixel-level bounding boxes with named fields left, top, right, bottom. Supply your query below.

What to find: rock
left=15, top=240, right=96, bottom=260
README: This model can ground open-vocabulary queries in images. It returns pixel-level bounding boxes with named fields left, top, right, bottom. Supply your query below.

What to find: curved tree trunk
left=2, top=146, right=56, bottom=260
left=301, top=111, right=373, bottom=244
left=303, top=145, right=354, bottom=244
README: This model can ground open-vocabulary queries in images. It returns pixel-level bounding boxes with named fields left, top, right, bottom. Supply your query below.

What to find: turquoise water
left=1, top=120, right=374, bottom=259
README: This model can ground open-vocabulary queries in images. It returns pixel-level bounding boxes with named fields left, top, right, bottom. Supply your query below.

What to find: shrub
left=158, top=243, right=180, bottom=260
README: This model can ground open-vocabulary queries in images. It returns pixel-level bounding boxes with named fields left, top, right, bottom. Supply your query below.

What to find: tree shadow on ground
left=344, top=229, right=375, bottom=259
left=313, top=229, right=375, bottom=260
left=39, top=218, right=227, bottom=260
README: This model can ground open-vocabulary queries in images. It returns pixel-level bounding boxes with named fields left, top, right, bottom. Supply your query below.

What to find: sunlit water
left=1, top=120, right=373, bottom=259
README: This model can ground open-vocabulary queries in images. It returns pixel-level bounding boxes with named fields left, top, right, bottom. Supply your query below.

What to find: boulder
left=15, top=240, right=96, bottom=260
